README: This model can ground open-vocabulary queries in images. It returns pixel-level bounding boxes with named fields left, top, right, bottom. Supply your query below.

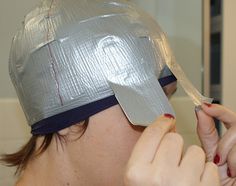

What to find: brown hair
left=0, top=119, right=89, bottom=175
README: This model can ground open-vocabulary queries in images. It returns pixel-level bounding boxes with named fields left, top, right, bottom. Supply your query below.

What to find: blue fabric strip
left=31, top=96, right=119, bottom=135
left=158, top=75, right=177, bottom=87
left=31, top=75, right=177, bottom=135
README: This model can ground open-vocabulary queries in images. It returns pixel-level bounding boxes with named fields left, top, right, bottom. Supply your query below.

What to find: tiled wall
left=0, top=98, right=199, bottom=185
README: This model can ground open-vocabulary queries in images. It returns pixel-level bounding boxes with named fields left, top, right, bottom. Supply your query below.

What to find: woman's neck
left=15, top=136, right=80, bottom=186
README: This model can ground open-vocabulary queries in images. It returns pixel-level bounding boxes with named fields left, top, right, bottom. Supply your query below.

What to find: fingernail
left=194, top=106, right=202, bottom=120
left=164, top=113, right=175, bottom=119
left=227, top=168, right=232, bottom=177
left=213, top=154, right=220, bottom=164
left=204, top=103, right=212, bottom=107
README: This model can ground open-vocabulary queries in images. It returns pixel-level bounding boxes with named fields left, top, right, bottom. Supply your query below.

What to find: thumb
left=195, top=106, right=219, bottom=162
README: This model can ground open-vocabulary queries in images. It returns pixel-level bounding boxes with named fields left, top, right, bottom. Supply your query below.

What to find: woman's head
left=3, top=0, right=178, bottom=184
left=1, top=82, right=176, bottom=182
left=9, top=0, right=177, bottom=136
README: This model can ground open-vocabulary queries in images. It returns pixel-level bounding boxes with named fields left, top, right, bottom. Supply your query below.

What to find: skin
left=15, top=81, right=219, bottom=185
left=17, top=105, right=144, bottom=186
left=125, top=116, right=220, bottom=186
left=196, top=103, right=236, bottom=185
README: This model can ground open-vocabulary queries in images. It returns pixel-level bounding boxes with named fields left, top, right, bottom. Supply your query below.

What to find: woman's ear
left=58, top=127, right=70, bottom=136
left=58, top=122, right=86, bottom=138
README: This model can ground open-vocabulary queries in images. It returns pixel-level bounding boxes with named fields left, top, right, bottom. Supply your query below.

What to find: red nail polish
left=227, top=168, right=232, bottom=177
left=204, top=103, right=212, bottom=107
left=164, top=113, right=175, bottom=119
left=214, top=154, right=220, bottom=164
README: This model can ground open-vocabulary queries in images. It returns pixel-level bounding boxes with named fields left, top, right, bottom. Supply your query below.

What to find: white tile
left=0, top=99, right=31, bottom=139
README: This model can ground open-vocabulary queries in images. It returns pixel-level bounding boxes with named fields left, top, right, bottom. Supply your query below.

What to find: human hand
left=196, top=103, right=236, bottom=185
left=124, top=115, right=220, bottom=186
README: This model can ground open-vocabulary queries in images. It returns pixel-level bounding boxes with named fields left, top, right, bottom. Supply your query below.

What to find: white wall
left=222, top=0, right=236, bottom=111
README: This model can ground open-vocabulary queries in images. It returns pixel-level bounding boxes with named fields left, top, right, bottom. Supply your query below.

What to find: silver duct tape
left=157, top=35, right=213, bottom=106
left=108, top=75, right=175, bottom=125
left=9, top=0, right=210, bottom=127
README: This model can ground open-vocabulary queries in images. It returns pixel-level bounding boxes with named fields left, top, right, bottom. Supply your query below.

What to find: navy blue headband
left=31, top=75, right=177, bottom=135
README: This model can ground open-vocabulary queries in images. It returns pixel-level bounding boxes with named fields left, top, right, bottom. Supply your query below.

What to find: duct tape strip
left=159, top=35, right=213, bottom=106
